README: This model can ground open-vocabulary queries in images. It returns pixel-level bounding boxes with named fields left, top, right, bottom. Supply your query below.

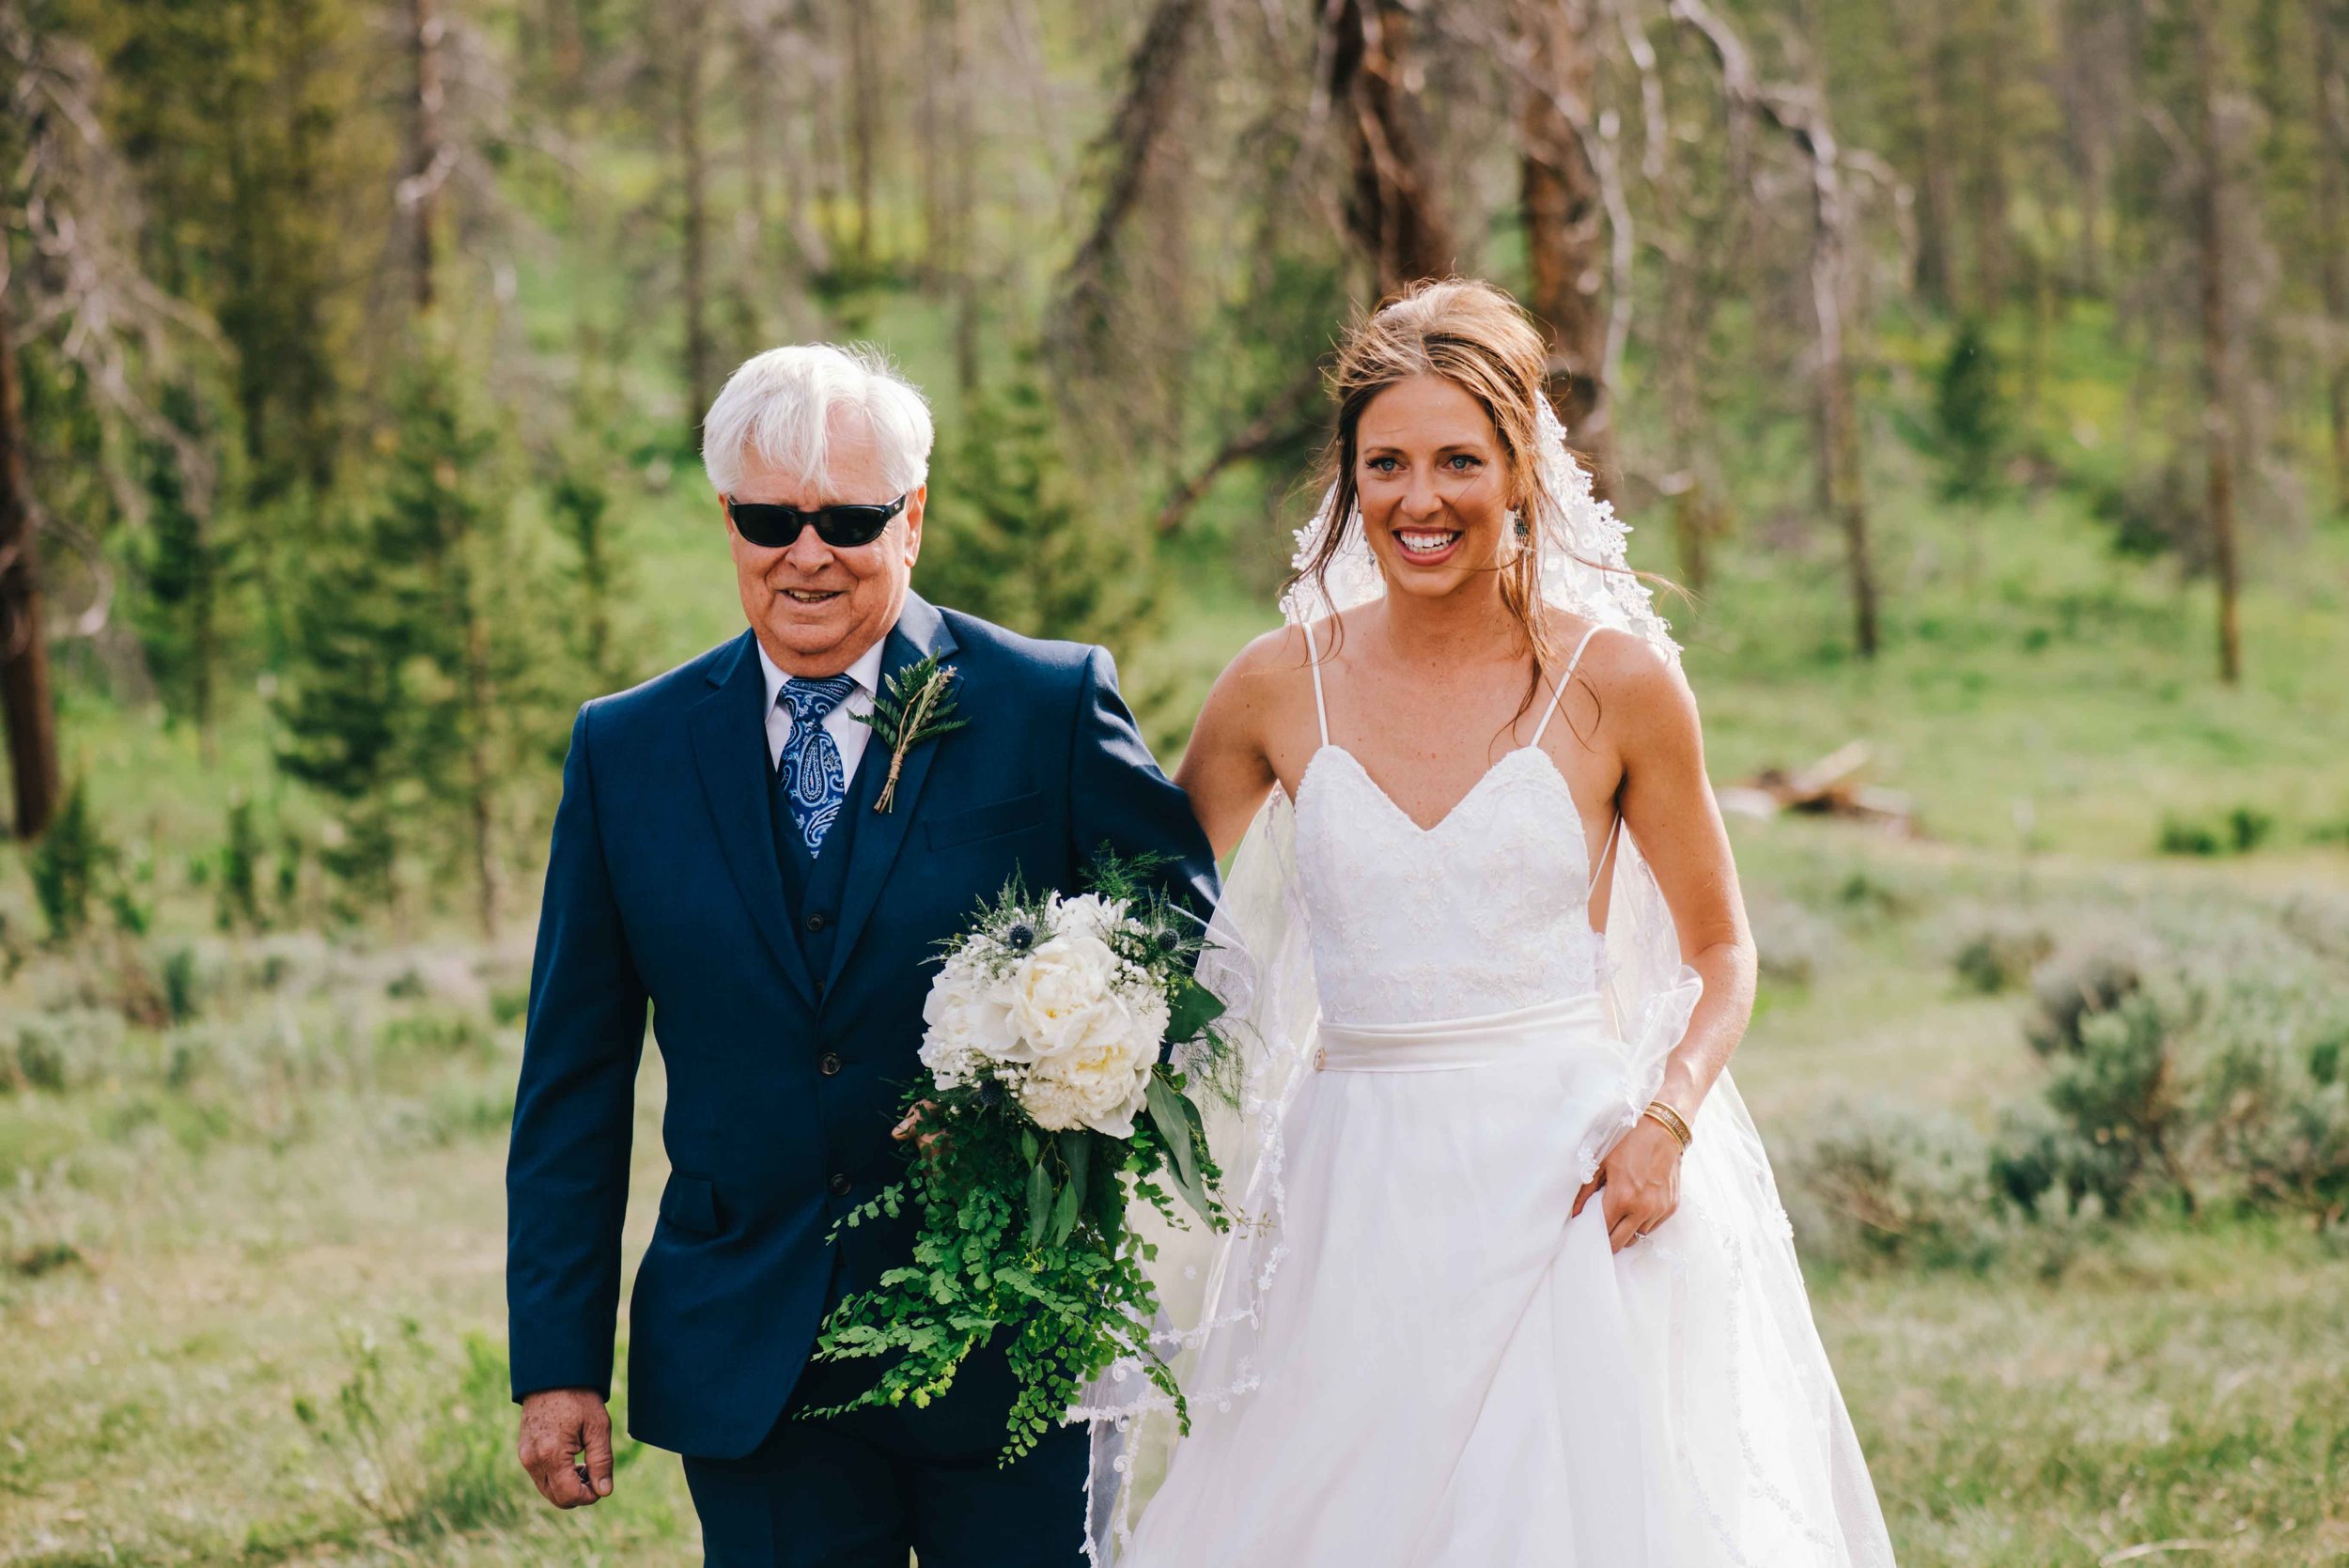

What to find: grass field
left=6, top=814, right=2346, bottom=1564
left=6, top=392, right=2349, bottom=1562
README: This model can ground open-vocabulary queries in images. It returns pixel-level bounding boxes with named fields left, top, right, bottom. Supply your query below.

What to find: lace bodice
left=1291, top=742, right=1607, bottom=1027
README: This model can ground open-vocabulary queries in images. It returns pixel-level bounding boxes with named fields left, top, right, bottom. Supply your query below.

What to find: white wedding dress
left=1108, top=623, right=1896, bottom=1567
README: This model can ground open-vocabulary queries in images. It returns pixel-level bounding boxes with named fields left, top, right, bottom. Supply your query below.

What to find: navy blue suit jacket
left=506, top=594, right=1219, bottom=1458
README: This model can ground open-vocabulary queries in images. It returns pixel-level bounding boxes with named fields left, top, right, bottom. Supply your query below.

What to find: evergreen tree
left=131, top=383, right=234, bottom=746
left=1932, top=318, right=2007, bottom=504
left=275, top=349, right=549, bottom=932
left=548, top=464, right=622, bottom=692
left=919, top=373, right=1162, bottom=673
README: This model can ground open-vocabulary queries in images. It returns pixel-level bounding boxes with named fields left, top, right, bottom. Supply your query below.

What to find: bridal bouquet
left=804, top=854, right=1236, bottom=1462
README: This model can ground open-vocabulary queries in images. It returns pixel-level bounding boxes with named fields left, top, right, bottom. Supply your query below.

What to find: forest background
left=2, top=0, right=2348, bottom=1562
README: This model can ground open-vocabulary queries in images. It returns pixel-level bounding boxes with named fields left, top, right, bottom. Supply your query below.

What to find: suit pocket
left=924, top=791, right=1049, bottom=851
left=658, top=1172, right=721, bottom=1235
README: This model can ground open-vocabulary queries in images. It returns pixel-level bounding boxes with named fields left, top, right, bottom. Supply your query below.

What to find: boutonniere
left=855, top=653, right=969, bottom=813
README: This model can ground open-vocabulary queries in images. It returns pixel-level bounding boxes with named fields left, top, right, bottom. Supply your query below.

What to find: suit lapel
left=687, top=630, right=822, bottom=1010
left=825, top=595, right=959, bottom=992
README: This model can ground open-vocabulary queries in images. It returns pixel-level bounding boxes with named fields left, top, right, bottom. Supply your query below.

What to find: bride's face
left=1353, top=374, right=1516, bottom=602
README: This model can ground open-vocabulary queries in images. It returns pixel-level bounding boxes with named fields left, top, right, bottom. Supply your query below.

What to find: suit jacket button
left=828, top=1172, right=852, bottom=1198
left=819, top=1052, right=843, bottom=1077
left=804, top=911, right=830, bottom=933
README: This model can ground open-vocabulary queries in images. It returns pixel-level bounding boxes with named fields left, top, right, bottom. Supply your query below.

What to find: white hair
left=700, top=343, right=935, bottom=498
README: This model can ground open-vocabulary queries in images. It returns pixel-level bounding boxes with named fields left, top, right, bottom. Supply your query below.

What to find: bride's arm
left=1174, top=629, right=1298, bottom=861
left=1608, top=645, right=1758, bottom=1119
left=1571, top=637, right=1759, bottom=1251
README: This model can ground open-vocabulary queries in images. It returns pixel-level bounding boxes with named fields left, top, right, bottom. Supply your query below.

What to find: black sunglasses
left=725, top=493, right=908, bottom=550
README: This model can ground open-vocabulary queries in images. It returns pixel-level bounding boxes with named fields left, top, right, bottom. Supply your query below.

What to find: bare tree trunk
left=739, top=5, right=773, bottom=313
left=1891, top=0, right=1957, bottom=307
left=1673, top=0, right=1879, bottom=656
left=465, top=611, right=500, bottom=937
left=2191, top=0, right=2241, bottom=684
left=1055, top=0, right=1209, bottom=358
left=2315, top=0, right=2349, bottom=502
left=1515, top=0, right=1615, bottom=495
left=849, top=0, right=879, bottom=266
left=407, top=0, right=445, bottom=316
left=918, top=0, right=946, bottom=285
left=677, top=0, right=712, bottom=442
left=1326, top=0, right=1458, bottom=295
left=948, top=0, right=979, bottom=392
left=0, top=292, right=60, bottom=840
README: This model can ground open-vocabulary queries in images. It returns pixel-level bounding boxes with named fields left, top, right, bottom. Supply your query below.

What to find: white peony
left=1050, top=893, right=1132, bottom=941
left=1002, top=930, right=1130, bottom=1064
left=1015, top=983, right=1169, bottom=1138
left=919, top=953, right=1019, bottom=1087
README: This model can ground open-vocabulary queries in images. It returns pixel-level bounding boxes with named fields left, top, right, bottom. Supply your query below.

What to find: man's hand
left=517, top=1388, right=614, bottom=1508
left=892, top=1099, right=948, bottom=1157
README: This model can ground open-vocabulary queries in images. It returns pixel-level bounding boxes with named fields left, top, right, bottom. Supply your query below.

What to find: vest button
left=805, top=911, right=830, bottom=933
left=828, top=1172, right=852, bottom=1197
left=819, top=1052, right=842, bottom=1077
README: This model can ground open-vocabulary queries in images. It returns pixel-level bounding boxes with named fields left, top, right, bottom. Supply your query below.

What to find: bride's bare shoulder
left=1540, top=612, right=1698, bottom=745
left=1212, top=615, right=1348, bottom=699
left=1191, top=621, right=1333, bottom=759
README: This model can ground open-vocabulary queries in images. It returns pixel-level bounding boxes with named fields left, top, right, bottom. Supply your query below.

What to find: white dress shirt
left=757, top=637, right=886, bottom=782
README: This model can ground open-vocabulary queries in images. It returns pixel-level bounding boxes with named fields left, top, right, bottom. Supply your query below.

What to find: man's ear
left=902, top=484, right=927, bottom=566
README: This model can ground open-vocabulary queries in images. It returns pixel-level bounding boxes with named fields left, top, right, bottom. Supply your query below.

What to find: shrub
left=2025, top=943, right=2141, bottom=1056
left=28, top=782, right=109, bottom=942
left=162, top=946, right=203, bottom=1024
left=2159, top=805, right=2276, bottom=857
left=1952, top=921, right=2054, bottom=995
left=1797, top=1109, right=2004, bottom=1269
left=2040, top=986, right=2199, bottom=1217
left=217, top=799, right=266, bottom=930
left=5, top=1009, right=126, bottom=1094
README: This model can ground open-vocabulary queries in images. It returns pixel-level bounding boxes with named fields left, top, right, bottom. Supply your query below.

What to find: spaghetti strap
left=1301, top=619, right=1330, bottom=748
left=1595, top=810, right=1626, bottom=883
left=1530, top=624, right=1606, bottom=747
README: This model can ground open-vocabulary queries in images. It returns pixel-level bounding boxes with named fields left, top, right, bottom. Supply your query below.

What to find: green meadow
left=7, top=437, right=2348, bottom=1563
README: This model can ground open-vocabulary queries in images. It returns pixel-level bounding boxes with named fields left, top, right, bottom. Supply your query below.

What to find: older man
left=506, top=345, right=1217, bottom=1566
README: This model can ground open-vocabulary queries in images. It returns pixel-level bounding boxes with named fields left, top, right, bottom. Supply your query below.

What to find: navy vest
left=768, top=736, right=883, bottom=992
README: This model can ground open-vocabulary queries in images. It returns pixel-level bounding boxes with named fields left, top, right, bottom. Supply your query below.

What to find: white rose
left=1003, top=931, right=1128, bottom=1063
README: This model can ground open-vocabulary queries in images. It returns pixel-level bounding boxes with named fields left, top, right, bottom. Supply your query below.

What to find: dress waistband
left=1315, top=992, right=1612, bottom=1073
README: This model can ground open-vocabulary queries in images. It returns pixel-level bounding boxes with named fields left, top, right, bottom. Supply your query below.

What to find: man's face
left=723, top=417, right=925, bottom=676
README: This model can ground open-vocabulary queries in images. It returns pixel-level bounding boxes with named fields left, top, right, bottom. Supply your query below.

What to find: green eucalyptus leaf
left=1050, top=1174, right=1082, bottom=1246
left=1026, top=1162, right=1053, bottom=1247
left=1165, top=981, right=1227, bottom=1046
left=1146, top=1074, right=1200, bottom=1193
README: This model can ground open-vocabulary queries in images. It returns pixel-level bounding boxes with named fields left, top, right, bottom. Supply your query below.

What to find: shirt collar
left=755, top=633, right=889, bottom=716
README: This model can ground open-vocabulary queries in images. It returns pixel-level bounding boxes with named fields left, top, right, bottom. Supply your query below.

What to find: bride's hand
left=1571, top=1118, right=1683, bottom=1251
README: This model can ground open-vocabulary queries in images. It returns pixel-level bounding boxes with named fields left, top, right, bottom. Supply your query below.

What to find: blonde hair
left=1292, top=277, right=1568, bottom=708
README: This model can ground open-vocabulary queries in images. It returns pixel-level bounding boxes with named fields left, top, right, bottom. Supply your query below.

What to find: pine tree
left=1932, top=318, right=2006, bottom=504
left=275, top=349, right=544, bottom=931
left=918, top=373, right=1162, bottom=673
left=132, top=383, right=235, bottom=749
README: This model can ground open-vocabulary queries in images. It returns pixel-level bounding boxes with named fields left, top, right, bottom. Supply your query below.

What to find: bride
left=1087, top=279, right=1895, bottom=1566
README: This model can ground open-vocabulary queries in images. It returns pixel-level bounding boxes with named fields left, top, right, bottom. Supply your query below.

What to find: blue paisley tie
left=776, top=675, right=859, bottom=855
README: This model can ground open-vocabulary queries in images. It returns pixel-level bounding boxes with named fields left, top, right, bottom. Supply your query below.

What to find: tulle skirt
left=1114, top=992, right=1894, bottom=1568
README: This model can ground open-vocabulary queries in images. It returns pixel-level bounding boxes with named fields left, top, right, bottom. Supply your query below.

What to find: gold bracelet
left=1641, top=1101, right=1692, bottom=1151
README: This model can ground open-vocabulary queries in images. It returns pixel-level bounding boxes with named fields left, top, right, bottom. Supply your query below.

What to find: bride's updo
left=1294, top=276, right=1571, bottom=686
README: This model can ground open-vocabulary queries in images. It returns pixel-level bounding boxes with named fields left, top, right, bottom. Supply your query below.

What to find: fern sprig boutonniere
left=855, top=653, right=969, bottom=813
